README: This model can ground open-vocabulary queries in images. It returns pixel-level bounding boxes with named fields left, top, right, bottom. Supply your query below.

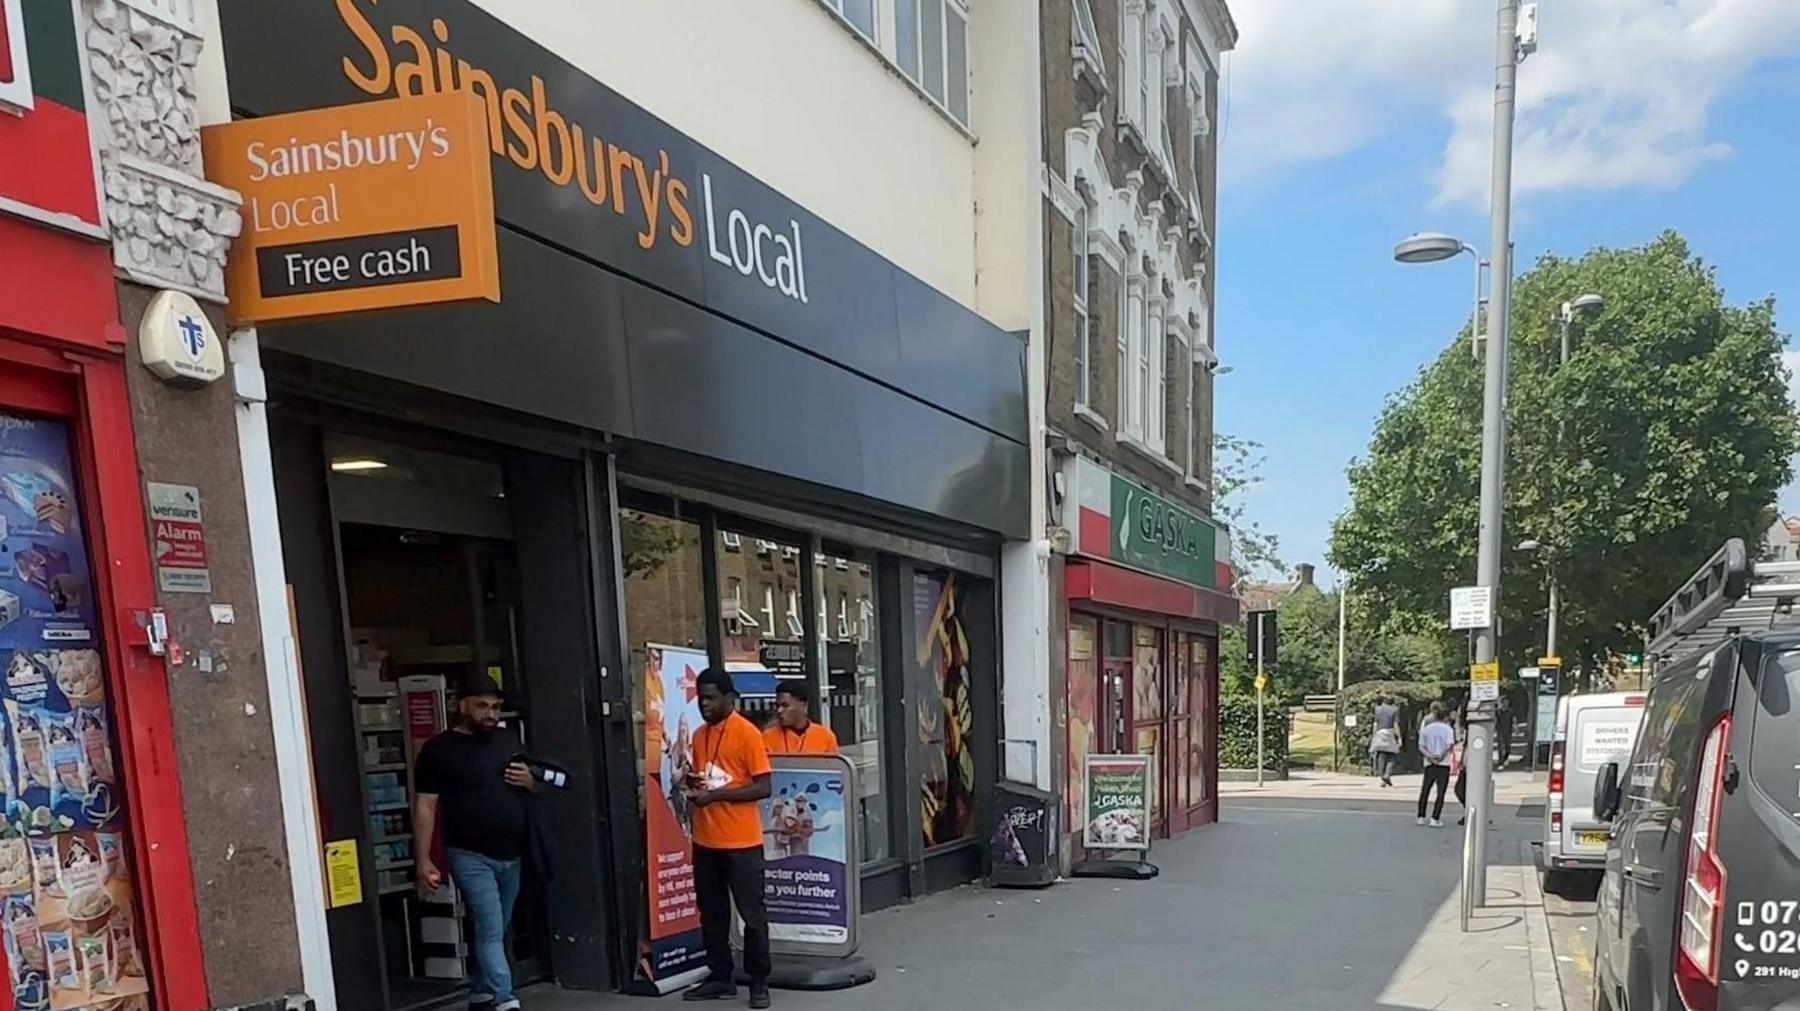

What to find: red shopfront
left=0, top=3, right=206, bottom=1008
left=1061, top=458, right=1237, bottom=853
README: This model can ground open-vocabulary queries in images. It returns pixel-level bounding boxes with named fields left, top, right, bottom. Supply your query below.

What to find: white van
left=1539, top=690, right=1645, bottom=892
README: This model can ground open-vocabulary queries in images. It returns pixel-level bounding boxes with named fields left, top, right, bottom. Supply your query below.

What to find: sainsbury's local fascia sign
left=221, top=0, right=950, bottom=352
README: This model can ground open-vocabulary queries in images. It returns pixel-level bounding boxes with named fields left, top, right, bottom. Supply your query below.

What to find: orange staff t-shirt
left=690, top=711, right=772, bottom=850
left=762, top=722, right=840, bottom=756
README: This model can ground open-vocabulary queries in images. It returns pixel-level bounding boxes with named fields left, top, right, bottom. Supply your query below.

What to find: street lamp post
left=1390, top=0, right=1532, bottom=914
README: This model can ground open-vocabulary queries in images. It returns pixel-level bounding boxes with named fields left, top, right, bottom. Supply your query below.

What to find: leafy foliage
left=619, top=514, right=688, bottom=579
left=1214, top=433, right=1283, bottom=585
left=1330, top=232, right=1798, bottom=664
left=1339, top=681, right=1446, bottom=775
left=1218, top=694, right=1290, bottom=772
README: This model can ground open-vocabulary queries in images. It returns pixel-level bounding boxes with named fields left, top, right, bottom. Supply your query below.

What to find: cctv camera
left=1204, top=360, right=1220, bottom=374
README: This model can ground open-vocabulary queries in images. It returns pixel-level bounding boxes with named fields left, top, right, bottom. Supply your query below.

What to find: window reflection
left=717, top=529, right=804, bottom=728
left=818, top=552, right=890, bottom=864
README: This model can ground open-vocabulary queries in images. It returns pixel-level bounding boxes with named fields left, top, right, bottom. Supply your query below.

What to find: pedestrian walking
left=1369, top=695, right=1401, bottom=786
left=1416, top=703, right=1455, bottom=827
left=762, top=679, right=839, bottom=756
left=413, top=677, right=539, bottom=1011
left=684, top=668, right=775, bottom=1008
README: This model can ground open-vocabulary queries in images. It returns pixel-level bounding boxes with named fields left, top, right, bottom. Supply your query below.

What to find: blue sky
left=1214, top=1, right=1800, bottom=587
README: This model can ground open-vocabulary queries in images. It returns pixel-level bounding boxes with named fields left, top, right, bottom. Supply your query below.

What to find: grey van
left=1592, top=539, right=1800, bottom=1011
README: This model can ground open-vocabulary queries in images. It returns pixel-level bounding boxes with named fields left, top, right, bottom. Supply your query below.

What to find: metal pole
left=1256, top=611, right=1266, bottom=789
left=1336, top=580, right=1347, bottom=772
left=1546, top=575, right=1559, bottom=661
left=1336, top=579, right=1348, bottom=695
left=1466, top=0, right=1521, bottom=910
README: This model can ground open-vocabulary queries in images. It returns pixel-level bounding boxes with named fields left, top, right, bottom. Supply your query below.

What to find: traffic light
left=1246, top=609, right=1278, bottom=667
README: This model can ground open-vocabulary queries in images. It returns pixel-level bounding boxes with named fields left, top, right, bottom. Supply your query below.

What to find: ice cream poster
left=637, top=644, right=707, bottom=989
left=759, top=763, right=851, bottom=948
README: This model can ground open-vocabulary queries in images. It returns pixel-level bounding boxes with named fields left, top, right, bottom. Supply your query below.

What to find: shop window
left=616, top=501, right=708, bottom=814
left=1066, top=615, right=1100, bottom=838
left=0, top=409, right=153, bottom=1011
left=819, top=552, right=890, bottom=864
left=1189, top=636, right=1212, bottom=805
left=912, top=569, right=977, bottom=848
left=719, top=528, right=804, bottom=727
left=1132, top=625, right=1163, bottom=825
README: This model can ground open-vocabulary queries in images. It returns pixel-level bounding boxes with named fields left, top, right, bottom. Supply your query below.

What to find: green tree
left=1330, top=232, right=1798, bottom=667
left=1214, top=433, right=1283, bottom=586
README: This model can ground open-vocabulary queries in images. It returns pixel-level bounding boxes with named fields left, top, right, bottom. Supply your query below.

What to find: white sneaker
left=1415, top=816, right=1427, bottom=825
left=1429, top=819, right=1444, bottom=828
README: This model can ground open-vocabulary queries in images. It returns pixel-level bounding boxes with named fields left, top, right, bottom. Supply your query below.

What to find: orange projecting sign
left=201, top=91, right=499, bottom=324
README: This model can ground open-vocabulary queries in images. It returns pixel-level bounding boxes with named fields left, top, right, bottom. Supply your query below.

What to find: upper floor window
left=1147, top=300, right=1166, bottom=452
left=897, top=0, right=970, bottom=125
left=821, top=0, right=878, bottom=44
left=1072, top=200, right=1092, bottom=409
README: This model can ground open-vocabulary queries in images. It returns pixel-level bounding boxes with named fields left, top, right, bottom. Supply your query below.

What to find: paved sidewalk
left=520, top=803, right=1563, bottom=1010
left=1224, top=768, right=1547, bottom=808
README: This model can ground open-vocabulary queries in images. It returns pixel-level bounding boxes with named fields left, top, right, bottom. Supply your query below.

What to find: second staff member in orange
left=762, top=680, right=839, bottom=756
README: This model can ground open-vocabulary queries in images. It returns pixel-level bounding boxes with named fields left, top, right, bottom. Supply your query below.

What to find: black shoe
left=683, top=979, right=736, bottom=1001
left=749, top=981, right=772, bottom=1008
left=1457, top=816, right=1467, bottom=826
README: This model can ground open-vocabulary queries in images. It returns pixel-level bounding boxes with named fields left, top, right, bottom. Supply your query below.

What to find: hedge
left=1340, top=681, right=1447, bottom=775
left=1219, top=694, right=1290, bottom=772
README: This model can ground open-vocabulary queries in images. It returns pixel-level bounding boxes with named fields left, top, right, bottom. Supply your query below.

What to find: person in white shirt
left=1416, top=703, right=1456, bottom=827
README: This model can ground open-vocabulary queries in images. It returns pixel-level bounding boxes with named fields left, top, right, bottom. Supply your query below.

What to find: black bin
left=989, top=781, right=1059, bottom=888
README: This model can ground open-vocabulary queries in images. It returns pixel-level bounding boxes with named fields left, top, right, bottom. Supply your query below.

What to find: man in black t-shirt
left=414, top=680, right=535, bottom=1011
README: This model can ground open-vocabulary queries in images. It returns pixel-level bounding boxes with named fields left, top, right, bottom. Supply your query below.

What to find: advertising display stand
left=736, top=754, right=875, bottom=991
left=1070, top=755, right=1159, bottom=880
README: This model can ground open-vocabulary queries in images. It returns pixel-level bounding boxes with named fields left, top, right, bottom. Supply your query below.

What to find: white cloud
left=1221, top=0, right=1800, bottom=207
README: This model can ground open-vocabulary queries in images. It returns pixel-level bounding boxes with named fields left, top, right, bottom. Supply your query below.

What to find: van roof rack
left=1646, top=537, right=1800, bottom=662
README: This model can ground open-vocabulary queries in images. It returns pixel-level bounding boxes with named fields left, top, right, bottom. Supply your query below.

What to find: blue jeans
left=446, top=847, right=521, bottom=1003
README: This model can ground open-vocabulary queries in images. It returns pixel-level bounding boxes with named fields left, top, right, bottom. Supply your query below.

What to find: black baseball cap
left=459, top=674, right=506, bottom=701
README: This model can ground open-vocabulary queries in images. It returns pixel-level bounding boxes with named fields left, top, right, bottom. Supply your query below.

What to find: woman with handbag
left=1369, top=696, right=1402, bottom=786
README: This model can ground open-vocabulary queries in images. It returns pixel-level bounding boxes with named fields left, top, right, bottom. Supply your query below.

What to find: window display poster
left=758, top=760, right=852, bottom=951
left=637, top=644, right=707, bottom=991
left=0, top=412, right=149, bottom=1010
left=1082, top=754, right=1152, bottom=852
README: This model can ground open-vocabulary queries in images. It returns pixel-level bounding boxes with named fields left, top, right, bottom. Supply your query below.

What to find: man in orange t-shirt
left=684, top=668, right=774, bottom=1007
left=762, top=680, right=840, bottom=756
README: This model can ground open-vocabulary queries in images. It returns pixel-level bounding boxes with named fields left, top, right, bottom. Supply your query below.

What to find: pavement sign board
left=1450, top=586, right=1493, bottom=630
left=1081, top=754, right=1151, bottom=852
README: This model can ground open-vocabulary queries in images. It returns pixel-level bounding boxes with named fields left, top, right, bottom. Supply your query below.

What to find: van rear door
left=1715, top=642, right=1800, bottom=1006
left=1565, top=704, right=1643, bottom=858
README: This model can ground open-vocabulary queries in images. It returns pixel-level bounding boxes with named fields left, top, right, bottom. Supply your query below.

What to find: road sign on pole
left=1255, top=611, right=1268, bottom=788
left=1450, top=586, right=1494, bottom=630
left=1470, top=660, right=1500, bottom=702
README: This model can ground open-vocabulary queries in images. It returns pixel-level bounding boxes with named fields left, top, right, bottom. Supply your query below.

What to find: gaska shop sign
left=1111, top=473, right=1215, bottom=587
left=218, top=0, right=959, bottom=363
left=201, top=90, right=500, bottom=323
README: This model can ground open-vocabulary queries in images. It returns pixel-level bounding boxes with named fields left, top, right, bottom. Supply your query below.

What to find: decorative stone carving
left=83, top=0, right=242, bottom=303
left=85, top=0, right=202, bottom=173
left=102, top=152, right=242, bottom=302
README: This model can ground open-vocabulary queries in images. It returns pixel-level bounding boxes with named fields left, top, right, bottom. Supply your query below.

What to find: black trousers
left=693, top=844, right=771, bottom=983
left=1417, top=766, right=1450, bottom=820
left=1455, top=766, right=1468, bottom=807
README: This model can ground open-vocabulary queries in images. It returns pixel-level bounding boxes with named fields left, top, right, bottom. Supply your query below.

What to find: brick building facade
left=1039, top=0, right=1241, bottom=858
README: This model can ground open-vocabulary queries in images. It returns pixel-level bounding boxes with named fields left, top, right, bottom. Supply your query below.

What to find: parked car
left=1592, top=538, right=1800, bottom=1011
left=1539, top=691, right=1645, bottom=894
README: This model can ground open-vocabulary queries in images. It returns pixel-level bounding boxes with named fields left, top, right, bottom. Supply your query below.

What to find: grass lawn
left=1288, top=709, right=1339, bottom=770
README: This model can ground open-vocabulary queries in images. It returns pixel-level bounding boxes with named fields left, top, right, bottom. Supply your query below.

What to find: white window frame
left=819, top=0, right=878, bottom=45
left=896, top=0, right=970, bottom=126
left=729, top=578, right=757, bottom=634
left=722, top=531, right=742, bottom=551
left=786, top=590, right=805, bottom=639
left=1072, top=200, right=1092, bottom=409
left=761, top=585, right=777, bottom=637
left=1148, top=299, right=1167, bottom=452
left=1117, top=273, right=1132, bottom=433
left=1122, top=277, right=1147, bottom=438
left=837, top=594, right=853, bottom=641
